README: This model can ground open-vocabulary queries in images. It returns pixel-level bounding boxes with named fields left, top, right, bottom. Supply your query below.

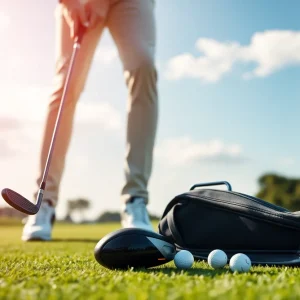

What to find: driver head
left=94, top=228, right=176, bottom=269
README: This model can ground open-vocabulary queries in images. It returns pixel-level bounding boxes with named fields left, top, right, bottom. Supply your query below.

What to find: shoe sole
left=22, top=235, right=51, bottom=242
left=22, top=237, right=51, bottom=242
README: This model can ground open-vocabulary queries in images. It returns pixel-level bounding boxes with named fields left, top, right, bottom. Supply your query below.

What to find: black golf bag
left=158, top=181, right=300, bottom=266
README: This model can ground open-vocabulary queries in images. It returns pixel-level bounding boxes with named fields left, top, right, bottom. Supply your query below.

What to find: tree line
left=1, top=173, right=300, bottom=221
left=65, top=198, right=160, bottom=223
left=62, top=173, right=300, bottom=221
left=256, top=173, right=300, bottom=211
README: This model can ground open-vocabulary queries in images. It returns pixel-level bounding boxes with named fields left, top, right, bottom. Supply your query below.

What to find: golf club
left=1, top=26, right=86, bottom=215
left=94, top=228, right=176, bottom=269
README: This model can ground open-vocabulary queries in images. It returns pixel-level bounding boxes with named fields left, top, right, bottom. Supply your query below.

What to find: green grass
left=0, top=221, right=299, bottom=300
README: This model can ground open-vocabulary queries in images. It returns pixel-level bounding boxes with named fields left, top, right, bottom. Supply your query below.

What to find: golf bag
left=158, top=181, right=300, bottom=266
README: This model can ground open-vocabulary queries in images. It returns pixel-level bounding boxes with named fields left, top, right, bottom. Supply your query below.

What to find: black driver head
left=94, top=228, right=176, bottom=269
left=1, top=188, right=39, bottom=215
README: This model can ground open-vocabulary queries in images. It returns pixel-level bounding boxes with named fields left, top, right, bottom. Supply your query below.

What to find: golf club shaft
left=39, top=29, right=85, bottom=193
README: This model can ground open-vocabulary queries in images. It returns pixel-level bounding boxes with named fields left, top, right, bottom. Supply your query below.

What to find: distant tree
left=96, top=211, right=121, bottom=223
left=63, top=214, right=73, bottom=223
left=149, top=213, right=160, bottom=221
left=95, top=211, right=161, bottom=223
left=0, top=207, right=26, bottom=219
left=67, top=198, right=91, bottom=221
left=256, top=173, right=300, bottom=211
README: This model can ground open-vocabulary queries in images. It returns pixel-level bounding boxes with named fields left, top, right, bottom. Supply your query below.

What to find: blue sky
left=1, top=0, right=300, bottom=220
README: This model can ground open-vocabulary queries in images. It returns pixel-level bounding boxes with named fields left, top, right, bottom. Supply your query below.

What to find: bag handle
left=190, top=181, right=232, bottom=191
left=166, top=204, right=185, bottom=246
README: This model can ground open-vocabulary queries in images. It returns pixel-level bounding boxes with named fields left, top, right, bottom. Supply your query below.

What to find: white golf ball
left=174, top=250, right=194, bottom=269
left=207, top=249, right=228, bottom=269
left=229, top=253, right=252, bottom=273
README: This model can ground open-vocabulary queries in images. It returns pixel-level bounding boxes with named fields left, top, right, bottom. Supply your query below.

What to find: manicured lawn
left=0, top=220, right=299, bottom=299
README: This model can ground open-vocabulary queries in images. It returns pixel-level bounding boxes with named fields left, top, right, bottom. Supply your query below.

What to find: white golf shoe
left=22, top=201, right=55, bottom=241
left=121, top=197, right=153, bottom=231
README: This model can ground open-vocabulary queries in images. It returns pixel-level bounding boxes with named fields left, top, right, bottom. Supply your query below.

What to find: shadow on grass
left=51, top=238, right=99, bottom=243
left=139, top=267, right=293, bottom=277
left=131, top=267, right=228, bottom=277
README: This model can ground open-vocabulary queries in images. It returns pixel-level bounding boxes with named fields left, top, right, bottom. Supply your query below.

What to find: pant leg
left=34, top=4, right=105, bottom=206
left=107, top=0, right=158, bottom=204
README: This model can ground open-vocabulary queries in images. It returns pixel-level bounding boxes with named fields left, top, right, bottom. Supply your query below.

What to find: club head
left=94, top=228, right=176, bottom=269
left=1, top=188, right=39, bottom=215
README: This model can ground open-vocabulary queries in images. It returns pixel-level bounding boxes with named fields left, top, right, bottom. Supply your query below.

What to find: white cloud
left=0, top=117, right=21, bottom=131
left=279, top=157, right=296, bottom=166
left=0, top=12, right=10, bottom=31
left=0, top=86, right=50, bottom=157
left=165, top=30, right=300, bottom=82
left=155, top=137, right=245, bottom=166
left=0, top=85, right=121, bottom=128
left=76, top=101, right=122, bottom=130
left=0, top=85, right=50, bottom=122
left=94, top=45, right=118, bottom=64
left=0, top=85, right=122, bottom=158
left=0, top=139, right=14, bottom=157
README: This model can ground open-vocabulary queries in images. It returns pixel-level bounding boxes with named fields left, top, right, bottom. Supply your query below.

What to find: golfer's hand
left=84, top=0, right=109, bottom=28
left=61, top=0, right=90, bottom=39
left=61, top=0, right=109, bottom=39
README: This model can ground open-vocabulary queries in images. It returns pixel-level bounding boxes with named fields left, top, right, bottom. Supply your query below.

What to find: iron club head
left=1, top=188, right=43, bottom=215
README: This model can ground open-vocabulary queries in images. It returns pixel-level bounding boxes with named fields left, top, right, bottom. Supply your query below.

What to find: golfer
left=22, top=0, right=158, bottom=240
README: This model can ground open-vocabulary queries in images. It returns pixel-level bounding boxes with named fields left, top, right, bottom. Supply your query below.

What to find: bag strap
left=166, top=204, right=185, bottom=246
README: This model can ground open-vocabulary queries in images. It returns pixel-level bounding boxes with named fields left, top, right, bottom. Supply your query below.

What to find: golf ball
left=208, top=249, right=227, bottom=269
left=174, top=250, right=194, bottom=269
left=229, top=253, right=252, bottom=273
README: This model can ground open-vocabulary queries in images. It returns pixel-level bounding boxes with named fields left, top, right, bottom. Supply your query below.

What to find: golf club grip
left=75, top=24, right=86, bottom=45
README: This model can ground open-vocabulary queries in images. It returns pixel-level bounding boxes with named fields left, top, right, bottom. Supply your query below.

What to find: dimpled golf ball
left=208, top=249, right=228, bottom=269
left=174, top=250, right=194, bottom=269
left=229, top=253, right=252, bottom=273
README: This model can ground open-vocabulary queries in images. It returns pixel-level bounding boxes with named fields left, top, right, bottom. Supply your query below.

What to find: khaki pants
left=34, top=0, right=158, bottom=206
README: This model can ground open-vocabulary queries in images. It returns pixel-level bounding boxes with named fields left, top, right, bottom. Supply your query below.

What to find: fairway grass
left=0, top=221, right=299, bottom=300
